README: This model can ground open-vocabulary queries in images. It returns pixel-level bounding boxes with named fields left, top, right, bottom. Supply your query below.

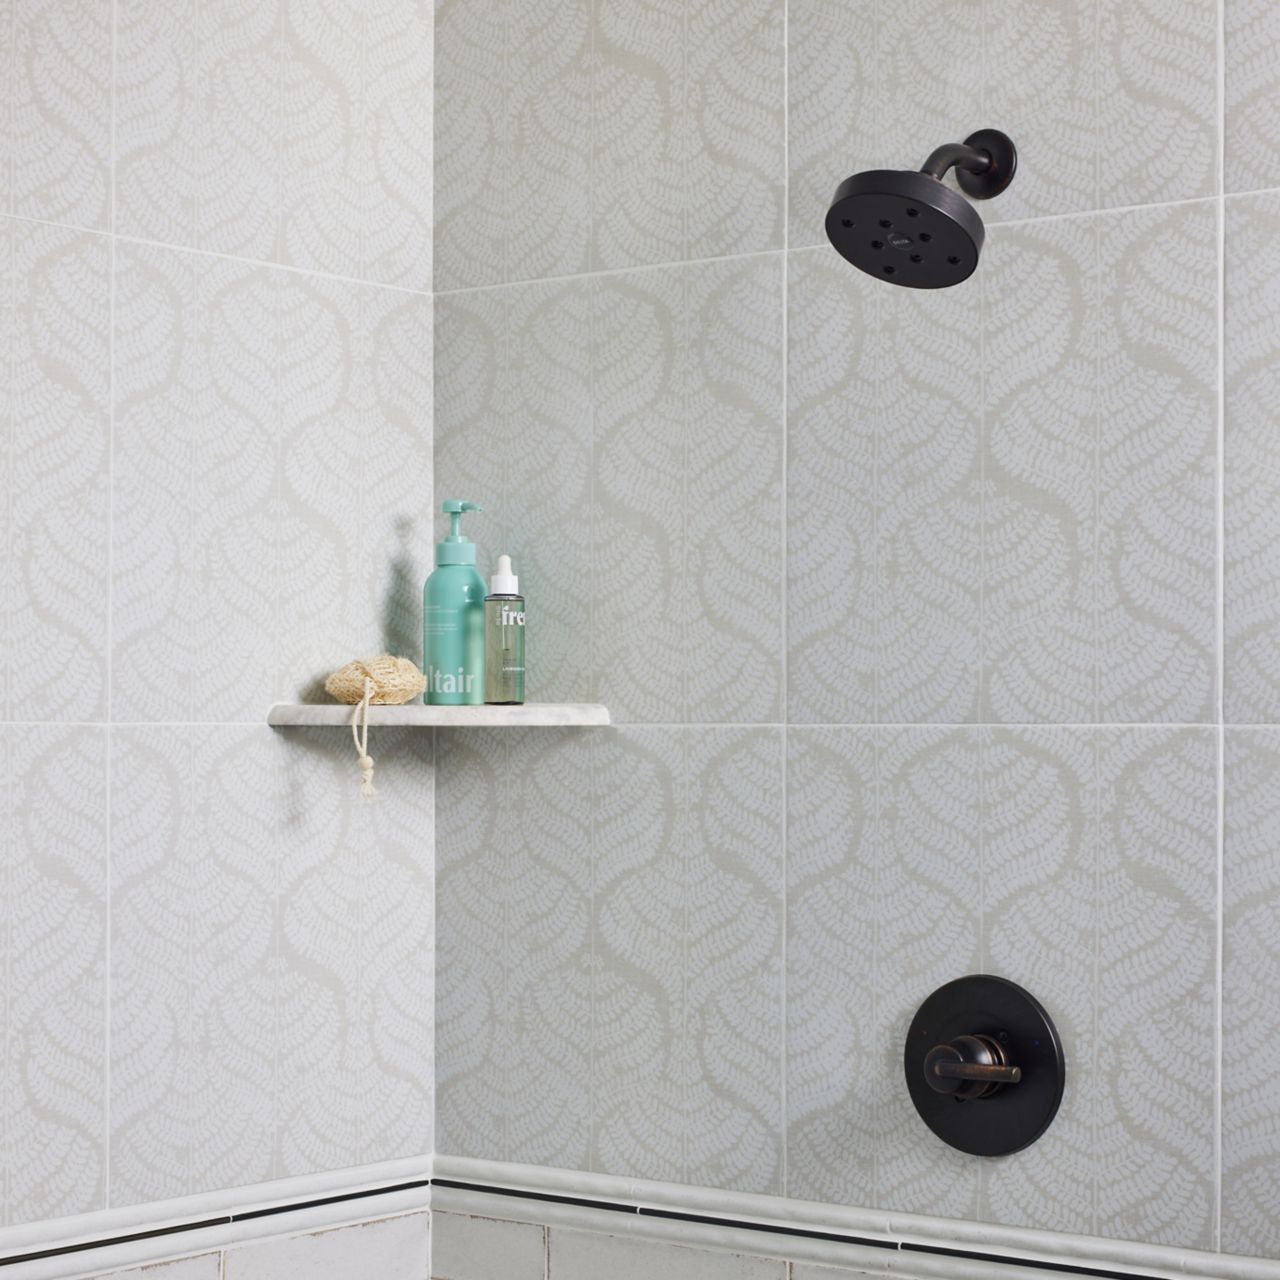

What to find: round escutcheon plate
left=904, top=975, right=1065, bottom=1157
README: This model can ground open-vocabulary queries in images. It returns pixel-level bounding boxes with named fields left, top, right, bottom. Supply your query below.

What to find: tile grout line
left=779, top=0, right=789, bottom=1200
left=1213, top=0, right=1227, bottom=1245
left=104, top=0, right=118, bottom=1192
left=0, top=719, right=1256, bottom=730
left=0, top=214, right=434, bottom=300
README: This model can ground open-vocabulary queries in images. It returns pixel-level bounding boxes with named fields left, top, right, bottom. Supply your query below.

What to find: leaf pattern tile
left=786, top=727, right=1215, bottom=1246
left=0, top=726, right=107, bottom=1226
left=109, top=725, right=434, bottom=1205
left=1, top=219, right=109, bottom=722
left=435, top=726, right=783, bottom=1194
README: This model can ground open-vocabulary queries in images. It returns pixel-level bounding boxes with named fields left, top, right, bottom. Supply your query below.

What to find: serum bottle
left=484, top=555, right=525, bottom=705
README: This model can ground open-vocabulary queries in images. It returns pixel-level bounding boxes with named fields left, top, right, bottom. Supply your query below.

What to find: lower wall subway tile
left=85, top=1254, right=220, bottom=1280
left=430, top=1211, right=545, bottom=1280
left=548, top=1228, right=786, bottom=1280
left=222, top=1212, right=430, bottom=1280
left=1223, top=728, right=1280, bottom=1258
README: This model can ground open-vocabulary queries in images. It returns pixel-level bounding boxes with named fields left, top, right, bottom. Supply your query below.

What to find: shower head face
left=825, top=169, right=985, bottom=288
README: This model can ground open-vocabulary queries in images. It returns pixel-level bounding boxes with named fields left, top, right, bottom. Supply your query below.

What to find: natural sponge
left=324, top=655, right=426, bottom=705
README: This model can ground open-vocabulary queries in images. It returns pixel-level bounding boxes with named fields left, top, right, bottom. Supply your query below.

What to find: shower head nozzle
left=825, top=128, right=1017, bottom=289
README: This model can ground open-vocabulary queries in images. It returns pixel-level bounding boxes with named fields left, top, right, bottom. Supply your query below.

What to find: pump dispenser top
left=436, top=500, right=482, bottom=565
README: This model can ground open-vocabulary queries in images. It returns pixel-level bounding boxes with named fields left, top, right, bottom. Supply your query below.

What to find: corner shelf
left=267, top=702, right=611, bottom=728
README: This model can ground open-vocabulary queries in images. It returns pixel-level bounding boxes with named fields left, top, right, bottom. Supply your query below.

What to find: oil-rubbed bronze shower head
left=825, top=129, right=1017, bottom=288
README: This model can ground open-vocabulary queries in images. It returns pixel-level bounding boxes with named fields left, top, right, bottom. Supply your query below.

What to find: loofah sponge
left=324, top=655, right=426, bottom=705
left=324, top=656, right=426, bottom=799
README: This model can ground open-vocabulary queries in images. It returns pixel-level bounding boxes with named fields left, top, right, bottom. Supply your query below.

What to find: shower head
left=825, top=129, right=1017, bottom=288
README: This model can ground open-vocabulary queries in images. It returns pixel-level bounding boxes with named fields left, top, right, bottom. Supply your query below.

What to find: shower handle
left=923, top=1033, right=1021, bottom=1100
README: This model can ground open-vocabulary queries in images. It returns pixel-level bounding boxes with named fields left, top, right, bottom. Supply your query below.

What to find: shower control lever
left=923, top=1034, right=1021, bottom=1100
left=905, top=976, right=1065, bottom=1156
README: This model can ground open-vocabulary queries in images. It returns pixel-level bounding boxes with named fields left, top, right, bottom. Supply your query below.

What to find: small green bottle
left=423, top=500, right=485, bottom=705
left=484, top=555, right=525, bottom=705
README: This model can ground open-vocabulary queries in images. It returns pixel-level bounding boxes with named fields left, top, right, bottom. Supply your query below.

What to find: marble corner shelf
left=267, top=702, right=611, bottom=728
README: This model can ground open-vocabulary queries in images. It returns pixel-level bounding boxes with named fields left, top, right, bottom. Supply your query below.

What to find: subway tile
left=1225, top=192, right=1280, bottom=722
left=549, top=1228, right=785, bottom=1280
left=786, top=247, right=980, bottom=724
left=109, top=725, right=433, bottom=1203
left=0, top=219, right=109, bottom=721
left=111, top=242, right=431, bottom=722
left=2, top=0, right=110, bottom=227
left=787, top=0, right=1216, bottom=248
left=982, top=202, right=1216, bottom=723
left=1225, top=0, right=1280, bottom=193
left=1223, top=728, right=1280, bottom=1258
left=434, top=0, right=783, bottom=288
left=0, top=725, right=107, bottom=1226
left=86, top=1254, right=220, bottom=1280
left=115, top=0, right=432, bottom=286
left=430, top=1211, right=545, bottom=1280
left=224, top=1212, right=430, bottom=1280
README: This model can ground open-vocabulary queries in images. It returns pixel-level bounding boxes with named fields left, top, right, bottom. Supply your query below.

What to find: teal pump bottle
left=423, top=500, right=485, bottom=705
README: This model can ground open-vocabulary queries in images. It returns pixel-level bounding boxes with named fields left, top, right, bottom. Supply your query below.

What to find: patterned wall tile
left=787, top=0, right=1216, bottom=249
left=1094, top=730, right=1215, bottom=1248
left=435, top=728, right=593, bottom=1170
left=0, top=725, right=106, bottom=1226
left=1225, top=192, right=1280, bottom=723
left=593, top=257, right=783, bottom=723
left=1223, top=729, right=1280, bottom=1258
left=982, top=202, right=1216, bottom=723
left=114, top=1, right=280, bottom=262
left=784, top=729, right=877, bottom=1208
left=434, top=0, right=591, bottom=292
left=436, top=727, right=782, bottom=1192
left=115, top=0, right=432, bottom=287
left=112, top=242, right=432, bottom=721
left=110, top=725, right=433, bottom=1204
left=0, top=219, right=109, bottom=722
left=434, top=0, right=782, bottom=289
left=1225, top=0, right=1280, bottom=193
left=3, top=0, right=110, bottom=228
left=983, top=729, right=1215, bottom=1248
left=786, top=728, right=980, bottom=1217
left=787, top=247, right=980, bottom=725
left=595, top=728, right=783, bottom=1191
left=787, top=727, right=1213, bottom=1244
left=435, top=257, right=782, bottom=723
left=979, top=729, right=1095, bottom=1239
left=787, top=0, right=981, bottom=253
left=434, top=280, right=593, bottom=706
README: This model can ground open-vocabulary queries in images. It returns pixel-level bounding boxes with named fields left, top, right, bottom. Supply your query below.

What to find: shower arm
left=919, top=140, right=993, bottom=182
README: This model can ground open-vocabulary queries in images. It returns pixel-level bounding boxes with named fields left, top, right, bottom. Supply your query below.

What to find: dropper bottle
left=484, top=555, right=525, bottom=705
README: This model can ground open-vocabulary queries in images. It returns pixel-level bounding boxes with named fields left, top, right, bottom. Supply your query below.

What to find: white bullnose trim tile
left=433, top=1157, right=1280, bottom=1280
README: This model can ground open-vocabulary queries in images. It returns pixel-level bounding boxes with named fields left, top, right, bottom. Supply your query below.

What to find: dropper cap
left=490, top=554, right=519, bottom=595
